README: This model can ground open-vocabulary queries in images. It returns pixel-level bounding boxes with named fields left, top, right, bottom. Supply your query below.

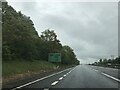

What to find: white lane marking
left=59, top=77, right=63, bottom=80
left=95, top=70, right=98, bottom=72
left=43, top=88, right=49, bottom=90
left=102, top=73, right=120, bottom=82
left=67, top=72, right=70, bottom=74
left=68, top=71, right=71, bottom=73
left=60, top=66, right=76, bottom=79
left=66, top=72, right=69, bottom=75
left=11, top=67, right=73, bottom=90
left=52, top=66, right=77, bottom=86
left=68, top=66, right=76, bottom=74
left=51, top=81, right=59, bottom=86
left=63, top=74, right=66, bottom=77
left=93, top=69, right=98, bottom=72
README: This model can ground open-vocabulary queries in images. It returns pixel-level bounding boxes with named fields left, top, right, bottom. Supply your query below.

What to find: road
left=11, top=65, right=119, bottom=90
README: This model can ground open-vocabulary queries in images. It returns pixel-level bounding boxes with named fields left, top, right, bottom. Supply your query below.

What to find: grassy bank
left=2, top=60, right=76, bottom=85
left=2, top=60, right=56, bottom=78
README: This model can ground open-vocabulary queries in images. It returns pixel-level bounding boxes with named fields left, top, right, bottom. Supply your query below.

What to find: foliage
left=92, top=56, right=120, bottom=68
left=61, top=46, right=78, bottom=64
left=2, top=2, right=79, bottom=65
left=2, top=2, right=39, bottom=60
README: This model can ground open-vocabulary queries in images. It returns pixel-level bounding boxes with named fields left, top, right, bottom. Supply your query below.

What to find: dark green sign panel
left=48, top=53, right=61, bottom=62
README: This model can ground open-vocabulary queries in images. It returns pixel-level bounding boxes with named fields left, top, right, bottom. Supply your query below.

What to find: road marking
left=67, top=72, right=70, bottom=74
left=51, top=81, right=59, bottom=86
left=11, top=67, right=73, bottom=90
left=93, top=69, right=98, bottom=72
left=63, top=74, right=66, bottom=77
left=59, top=66, right=77, bottom=81
left=102, top=73, right=120, bottom=82
left=66, top=72, right=69, bottom=75
left=59, top=77, right=63, bottom=80
left=43, top=88, right=49, bottom=90
left=68, top=66, right=76, bottom=74
left=51, top=66, right=77, bottom=86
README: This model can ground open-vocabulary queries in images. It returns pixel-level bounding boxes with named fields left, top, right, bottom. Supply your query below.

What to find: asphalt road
left=11, top=65, right=119, bottom=90
left=90, top=65, right=119, bottom=79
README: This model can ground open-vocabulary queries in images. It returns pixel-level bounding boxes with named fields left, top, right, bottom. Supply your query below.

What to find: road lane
left=53, top=65, right=119, bottom=88
left=89, top=65, right=119, bottom=79
left=17, top=67, right=73, bottom=89
left=11, top=65, right=119, bottom=89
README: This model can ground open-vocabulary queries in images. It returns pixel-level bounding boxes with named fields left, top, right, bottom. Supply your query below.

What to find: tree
left=102, top=59, right=108, bottom=65
left=2, top=2, right=79, bottom=65
left=2, top=2, right=39, bottom=60
left=40, top=29, right=62, bottom=53
left=61, top=45, right=78, bottom=65
left=41, top=29, right=59, bottom=42
left=99, top=59, right=102, bottom=64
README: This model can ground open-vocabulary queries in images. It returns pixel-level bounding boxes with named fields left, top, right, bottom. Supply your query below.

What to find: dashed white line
left=63, top=74, right=67, bottom=77
left=102, top=73, right=120, bottom=82
left=43, top=88, right=49, bottom=90
left=51, top=66, right=77, bottom=86
left=59, top=77, right=63, bottom=80
left=94, top=69, right=98, bottom=72
left=11, top=67, right=72, bottom=90
left=12, top=66, right=77, bottom=90
left=51, top=81, right=59, bottom=86
left=66, top=72, right=69, bottom=75
left=67, top=72, right=70, bottom=74
left=68, top=66, right=77, bottom=74
left=66, top=73, right=68, bottom=75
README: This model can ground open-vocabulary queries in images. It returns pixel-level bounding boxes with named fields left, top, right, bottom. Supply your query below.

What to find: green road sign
left=48, top=53, right=61, bottom=63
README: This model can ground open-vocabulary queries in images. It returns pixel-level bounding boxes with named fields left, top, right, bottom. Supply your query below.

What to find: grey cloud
left=8, top=2, right=118, bottom=64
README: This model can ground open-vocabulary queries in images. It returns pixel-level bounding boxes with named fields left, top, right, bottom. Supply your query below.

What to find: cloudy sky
left=7, top=0, right=118, bottom=64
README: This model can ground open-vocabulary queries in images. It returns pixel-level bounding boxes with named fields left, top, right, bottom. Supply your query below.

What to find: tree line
left=2, top=2, right=79, bottom=65
left=91, top=56, right=120, bottom=68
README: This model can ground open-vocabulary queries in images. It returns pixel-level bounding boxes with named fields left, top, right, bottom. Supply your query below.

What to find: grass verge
left=2, top=60, right=76, bottom=85
left=3, top=60, right=58, bottom=84
left=2, top=60, right=56, bottom=78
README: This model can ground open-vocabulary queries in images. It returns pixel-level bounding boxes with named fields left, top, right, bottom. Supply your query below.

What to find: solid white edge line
left=11, top=67, right=73, bottom=90
left=51, top=81, right=59, bottom=86
left=102, top=73, right=120, bottom=82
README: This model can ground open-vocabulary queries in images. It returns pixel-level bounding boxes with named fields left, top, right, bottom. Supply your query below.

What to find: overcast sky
left=7, top=1, right=118, bottom=64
